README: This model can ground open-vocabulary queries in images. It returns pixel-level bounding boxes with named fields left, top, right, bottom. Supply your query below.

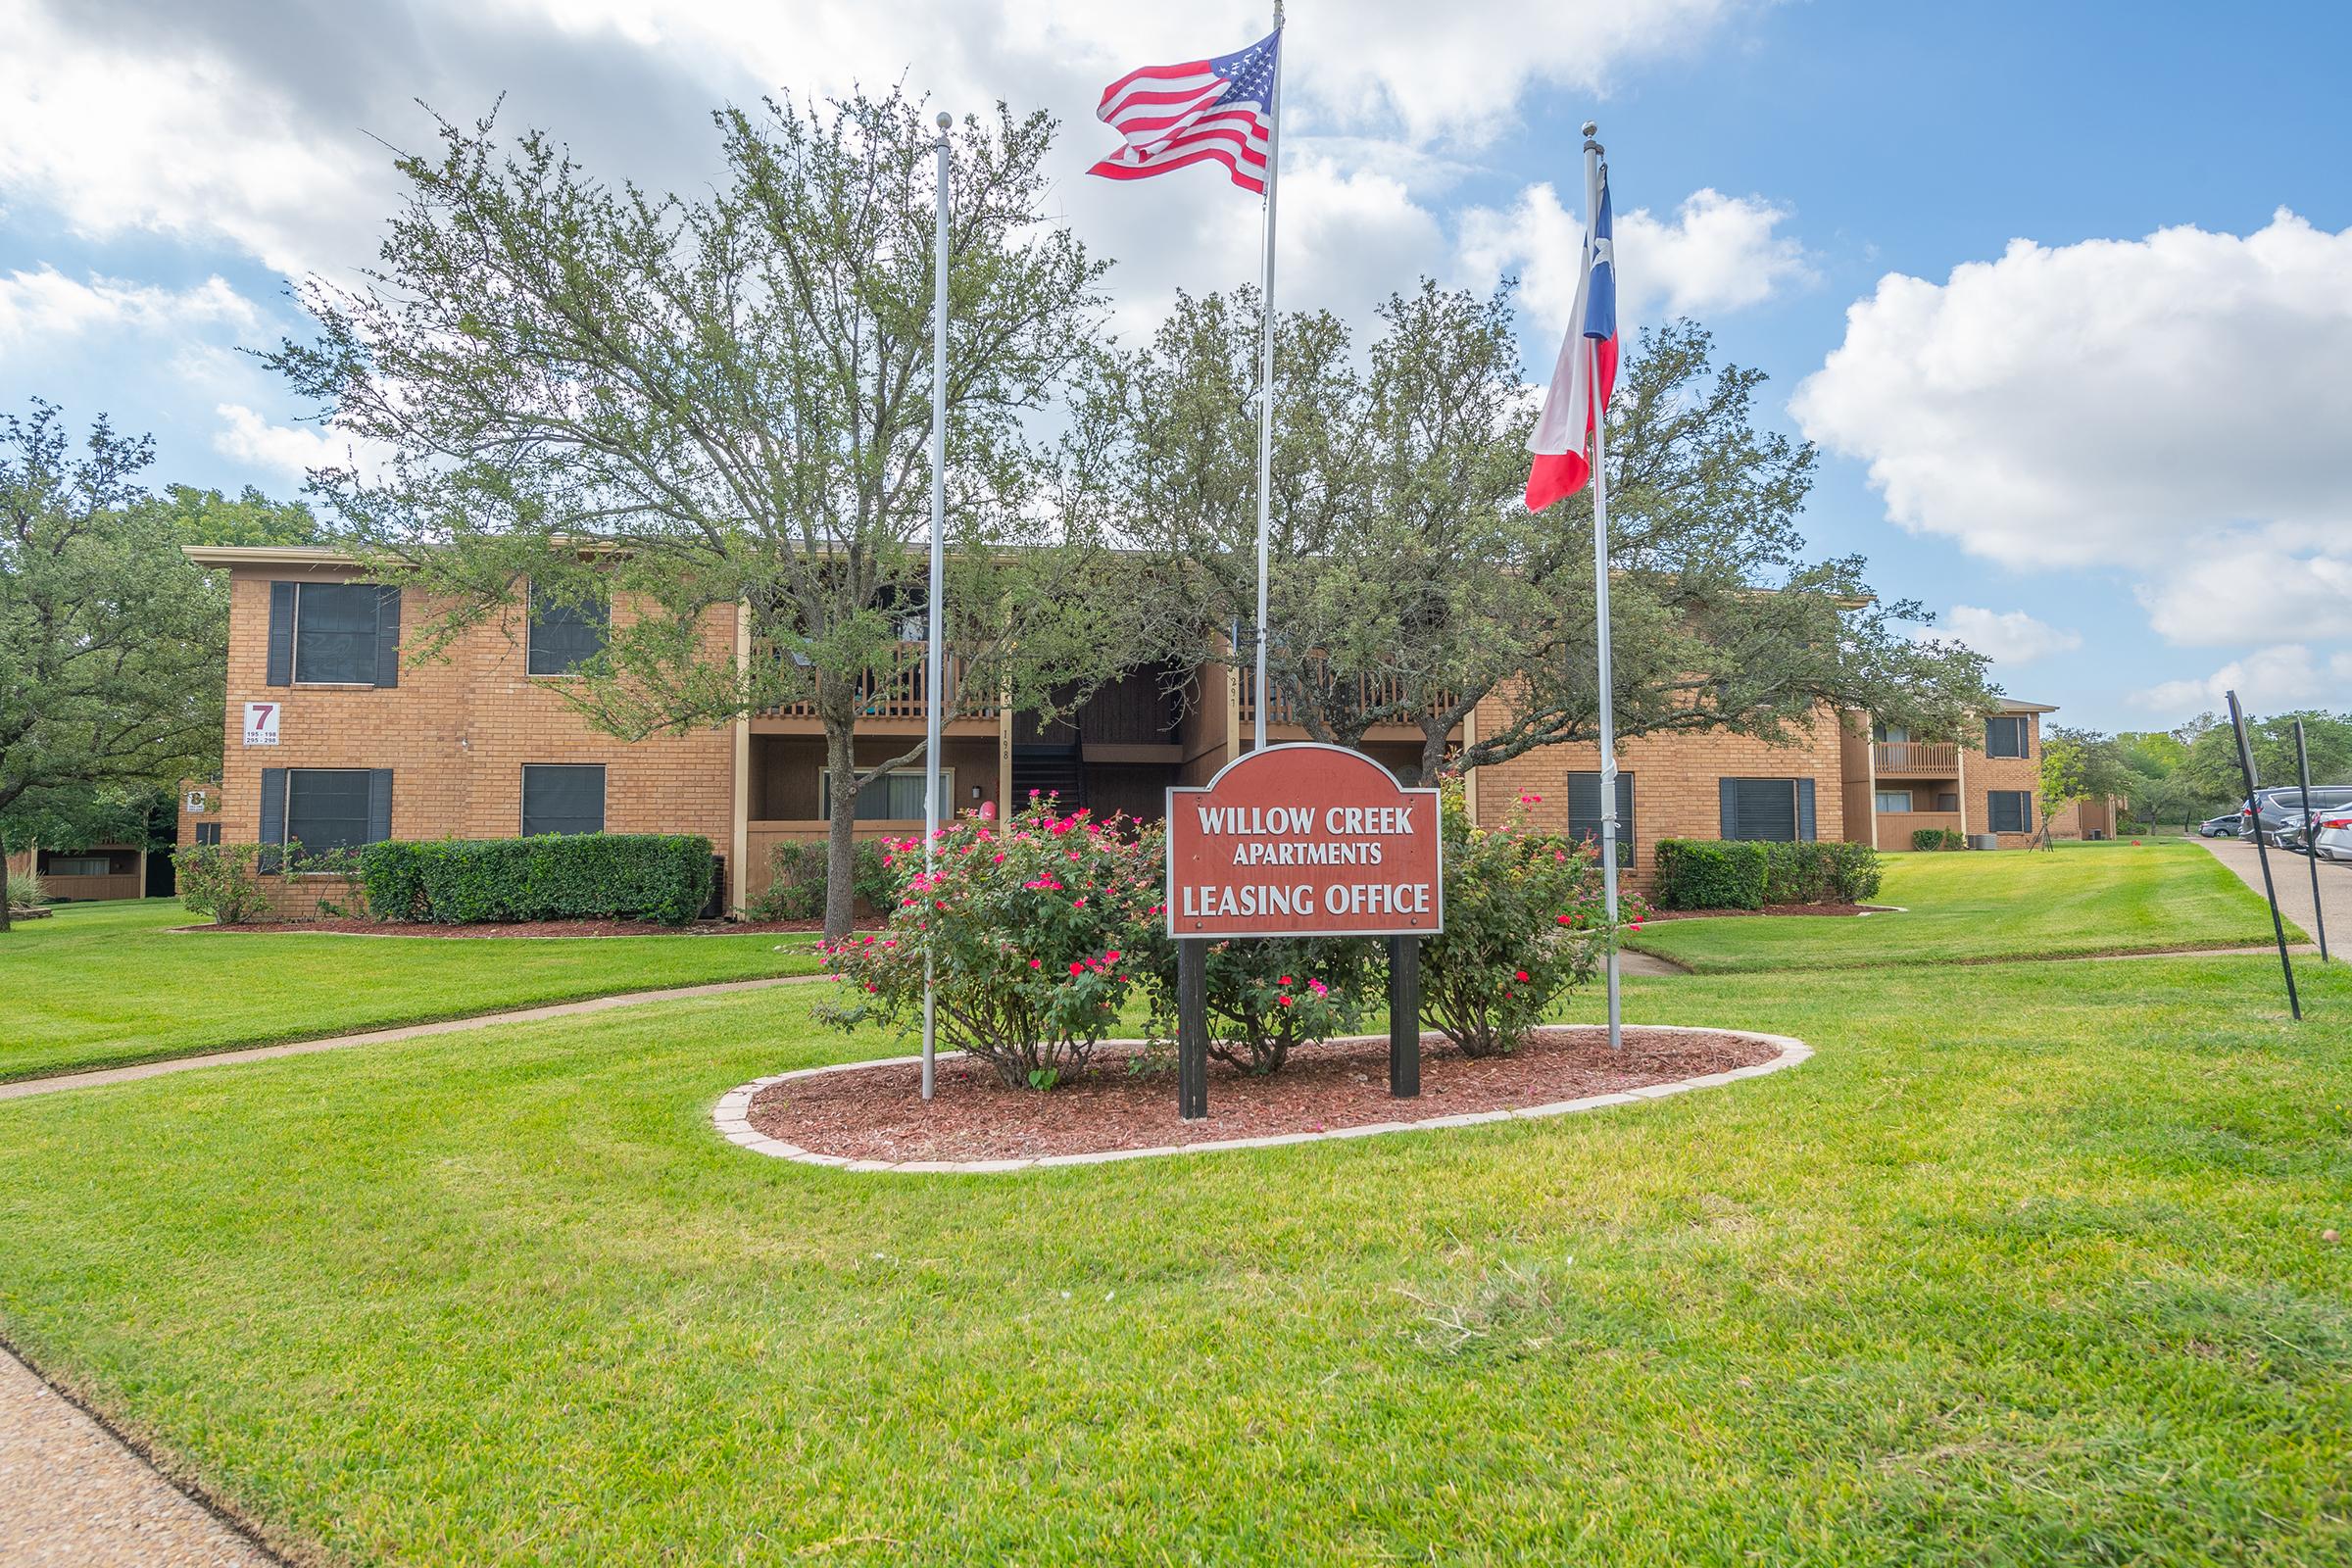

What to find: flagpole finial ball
left=937, top=112, right=953, bottom=131
left=1582, top=121, right=1598, bottom=137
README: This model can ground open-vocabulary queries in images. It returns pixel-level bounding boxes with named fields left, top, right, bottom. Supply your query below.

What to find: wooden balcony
left=1874, top=741, right=1958, bottom=775
left=759, top=653, right=1000, bottom=727
left=1239, top=667, right=1454, bottom=732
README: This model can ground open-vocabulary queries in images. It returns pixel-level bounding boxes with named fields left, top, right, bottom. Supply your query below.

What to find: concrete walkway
left=2201, top=836, right=2350, bottom=956
left=1, top=1347, right=276, bottom=1566
left=0, top=974, right=821, bottom=1104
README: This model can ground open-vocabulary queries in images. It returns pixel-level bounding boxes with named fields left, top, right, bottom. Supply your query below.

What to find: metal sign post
left=2228, top=690, right=2300, bottom=1020
left=2294, top=717, right=2329, bottom=962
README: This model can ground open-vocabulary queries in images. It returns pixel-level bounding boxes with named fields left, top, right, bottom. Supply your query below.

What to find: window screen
left=1566, top=771, right=1635, bottom=866
left=295, top=584, right=385, bottom=684
left=1987, top=790, right=2033, bottom=833
left=1727, top=778, right=1800, bottom=842
left=1875, top=789, right=1913, bottom=812
left=822, top=770, right=948, bottom=821
left=527, top=590, right=609, bottom=676
left=285, top=769, right=376, bottom=852
left=194, top=822, right=222, bottom=846
left=45, top=855, right=115, bottom=877
left=1985, top=715, right=2029, bottom=759
left=522, top=764, right=607, bottom=836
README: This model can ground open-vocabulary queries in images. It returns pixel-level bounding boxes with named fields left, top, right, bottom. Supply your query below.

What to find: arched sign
left=1163, top=744, right=1444, bottom=1118
left=1166, top=744, right=1444, bottom=938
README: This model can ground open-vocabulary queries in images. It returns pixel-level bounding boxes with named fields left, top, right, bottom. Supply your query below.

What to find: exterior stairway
left=1010, top=746, right=1086, bottom=814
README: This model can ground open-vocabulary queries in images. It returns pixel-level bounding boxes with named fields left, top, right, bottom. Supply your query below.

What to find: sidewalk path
left=2200, top=836, right=2349, bottom=955
left=1, top=1346, right=276, bottom=1567
left=1, top=974, right=822, bottom=1104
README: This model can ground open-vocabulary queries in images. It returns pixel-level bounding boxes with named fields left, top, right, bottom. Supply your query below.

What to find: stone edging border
left=711, top=1025, right=1812, bottom=1174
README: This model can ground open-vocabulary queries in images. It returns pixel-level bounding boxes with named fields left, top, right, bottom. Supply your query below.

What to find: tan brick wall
left=219, top=564, right=737, bottom=907
left=1966, top=715, right=2042, bottom=848
left=1465, top=695, right=1848, bottom=889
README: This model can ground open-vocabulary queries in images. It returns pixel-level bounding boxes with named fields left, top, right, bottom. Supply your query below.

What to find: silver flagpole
left=1583, top=123, right=1623, bottom=1053
left=922, top=111, right=952, bottom=1101
left=1250, top=2, right=1284, bottom=752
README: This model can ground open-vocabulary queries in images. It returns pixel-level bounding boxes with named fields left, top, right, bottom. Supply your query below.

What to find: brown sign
left=1165, top=743, right=1444, bottom=938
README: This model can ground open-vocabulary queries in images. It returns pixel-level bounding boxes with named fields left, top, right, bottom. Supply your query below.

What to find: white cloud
left=0, top=268, right=259, bottom=350
left=212, top=405, right=393, bottom=488
left=1931, top=606, right=2082, bottom=665
left=1456, top=183, right=1812, bottom=333
left=1793, top=210, right=2352, bottom=650
left=2133, top=645, right=2352, bottom=715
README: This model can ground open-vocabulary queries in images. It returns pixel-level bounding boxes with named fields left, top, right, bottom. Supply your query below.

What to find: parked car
left=2198, top=812, right=2242, bottom=838
left=2240, top=785, right=2352, bottom=847
left=2314, top=811, right=2352, bottom=863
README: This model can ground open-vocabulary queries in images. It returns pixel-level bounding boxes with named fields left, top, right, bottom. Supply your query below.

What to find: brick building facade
left=184, top=544, right=2072, bottom=917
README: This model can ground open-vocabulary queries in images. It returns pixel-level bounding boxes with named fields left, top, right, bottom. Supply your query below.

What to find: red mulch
left=1642, top=902, right=1892, bottom=922
left=748, top=1026, right=1779, bottom=1162
left=178, top=916, right=883, bottom=938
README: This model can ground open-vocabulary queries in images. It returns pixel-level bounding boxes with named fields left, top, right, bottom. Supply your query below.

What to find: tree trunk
left=822, top=718, right=861, bottom=940
left=0, top=852, right=12, bottom=934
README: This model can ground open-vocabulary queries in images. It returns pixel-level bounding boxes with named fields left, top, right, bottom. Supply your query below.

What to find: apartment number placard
left=243, top=702, right=280, bottom=746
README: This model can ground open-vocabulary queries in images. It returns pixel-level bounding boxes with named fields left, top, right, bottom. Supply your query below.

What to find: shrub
left=1142, top=936, right=1379, bottom=1076
left=1419, top=785, right=1614, bottom=1057
left=358, top=834, right=714, bottom=925
left=6, top=867, right=44, bottom=909
left=174, top=841, right=275, bottom=925
left=817, top=796, right=1162, bottom=1088
left=1762, top=841, right=1831, bottom=905
left=1819, top=840, right=1884, bottom=903
left=1653, top=839, right=1769, bottom=910
left=746, top=839, right=892, bottom=922
left=1911, top=828, right=1966, bottom=852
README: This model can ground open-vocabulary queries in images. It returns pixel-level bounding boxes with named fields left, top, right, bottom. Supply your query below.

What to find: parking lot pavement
left=2200, top=836, right=2352, bottom=952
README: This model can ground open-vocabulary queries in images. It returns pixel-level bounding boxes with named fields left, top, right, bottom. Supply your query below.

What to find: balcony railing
left=760, top=654, right=998, bottom=722
left=1239, top=667, right=1454, bottom=728
left=1874, top=741, right=1958, bottom=775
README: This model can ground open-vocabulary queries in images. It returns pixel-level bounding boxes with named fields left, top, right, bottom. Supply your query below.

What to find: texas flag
left=1525, top=168, right=1619, bottom=512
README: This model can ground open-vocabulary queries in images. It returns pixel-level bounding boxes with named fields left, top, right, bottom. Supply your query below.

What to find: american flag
left=1087, top=27, right=1282, bottom=195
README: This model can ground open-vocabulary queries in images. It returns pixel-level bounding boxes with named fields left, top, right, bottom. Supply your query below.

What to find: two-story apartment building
left=1838, top=699, right=2064, bottom=850
left=186, top=544, right=2062, bottom=914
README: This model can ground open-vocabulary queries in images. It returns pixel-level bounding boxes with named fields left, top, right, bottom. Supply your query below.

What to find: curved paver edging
left=712, top=1025, right=1812, bottom=1173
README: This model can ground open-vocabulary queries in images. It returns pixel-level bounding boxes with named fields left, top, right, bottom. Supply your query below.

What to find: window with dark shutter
left=294, top=583, right=392, bottom=685
left=1985, top=715, right=2028, bottom=759
left=527, top=590, right=610, bottom=676
left=1566, top=771, right=1635, bottom=865
left=1724, top=778, right=1800, bottom=842
left=1987, top=790, right=2033, bottom=833
left=521, top=764, right=607, bottom=836
left=284, top=769, right=377, bottom=853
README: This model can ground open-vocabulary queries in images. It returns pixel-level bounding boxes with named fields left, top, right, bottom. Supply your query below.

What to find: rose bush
left=1137, top=934, right=1378, bottom=1075
left=1419, top=784, right=1629, bottom=1056
left=815, top=794, right=1162, bottom=1088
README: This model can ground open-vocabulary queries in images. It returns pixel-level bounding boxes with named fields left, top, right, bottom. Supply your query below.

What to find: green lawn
left=1627, top=839, right=2296, bottom=974
left=0, top=900, right=822, bottom=1082
left=1, top=953, right=2347, bottom=1563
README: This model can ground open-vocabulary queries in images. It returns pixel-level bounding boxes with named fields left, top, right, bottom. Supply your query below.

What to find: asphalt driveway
left=2200, top=835, right=2352, bottom=952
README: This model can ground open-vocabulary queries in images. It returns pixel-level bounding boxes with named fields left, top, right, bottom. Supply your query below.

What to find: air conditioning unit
left=1968, top=833, right=2000, bottom=851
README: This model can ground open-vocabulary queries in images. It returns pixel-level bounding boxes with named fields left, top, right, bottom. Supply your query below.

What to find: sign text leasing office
left=1164, top=745, right=1444, bottom=1116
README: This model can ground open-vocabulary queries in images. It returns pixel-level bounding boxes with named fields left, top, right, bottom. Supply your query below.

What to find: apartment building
left=192, top=544, right=2058, bottom=913
left=1838, top=700, right=2064, bottom=850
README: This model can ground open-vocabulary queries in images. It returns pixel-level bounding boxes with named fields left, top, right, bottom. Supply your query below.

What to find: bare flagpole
left=921, top=111, right=952, bottom=1102
left=1250, top=2, right=1285, bottom=752
left=1582, top=123, right=1623, bottom=1053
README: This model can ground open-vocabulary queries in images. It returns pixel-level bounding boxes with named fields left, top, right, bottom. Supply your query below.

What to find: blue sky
left=5, top=0, right=2349, bottom=731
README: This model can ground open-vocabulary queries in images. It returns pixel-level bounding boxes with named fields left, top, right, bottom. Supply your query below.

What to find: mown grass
left=1, top=954, right=2346, bottom=1564
left=0, top=900, right=822, bottom=1082
left=1626, top=839, right=2295, bottom=974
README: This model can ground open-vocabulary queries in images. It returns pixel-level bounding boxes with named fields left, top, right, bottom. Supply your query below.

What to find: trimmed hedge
left=358, top=834, right=715, bottom=926
left=747, top=839, right=893, bottom=922
left=1654, top=838, right=1882, bottom=910
left=1911, top=827, right=1967, bottom=852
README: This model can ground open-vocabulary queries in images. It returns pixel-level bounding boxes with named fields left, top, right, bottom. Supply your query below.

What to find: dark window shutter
left=373, top=588, right=402, bottom=688
left=367, top=769, right=394, bottom=843
left=1567, top=772, right=1601, bottom=829
left=1798, top=777, right=1817, bottom=841
left=1618, top=774, right=1636, bottom=862
left=1719, top=778, right=1740, bottom=840
left=267, top=583, right=296, bottom=686
left=258, top=766, right=286, bottom=872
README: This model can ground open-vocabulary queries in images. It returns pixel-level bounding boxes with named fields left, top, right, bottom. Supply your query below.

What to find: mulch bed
left=748, top=1026, right=1779, bottom=1162
left=176, top=916, right=881, bottom=938
left=1642, top=902, right=1893, bottom=922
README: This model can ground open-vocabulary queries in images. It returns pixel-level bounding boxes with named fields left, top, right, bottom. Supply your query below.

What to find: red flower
left=1069, top=960, right=1085, bottom=976
left=1277, top=995, right=1294, bottom=1007
left=1279, top=975, right=1293, bottom=986
left=1029, top=958, right=1042, bottom=968
left=1514, top=969, right=1530, bottom=982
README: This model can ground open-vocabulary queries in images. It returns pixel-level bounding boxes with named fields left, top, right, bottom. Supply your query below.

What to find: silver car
left=2315, top=808, right=2352, bottom=863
